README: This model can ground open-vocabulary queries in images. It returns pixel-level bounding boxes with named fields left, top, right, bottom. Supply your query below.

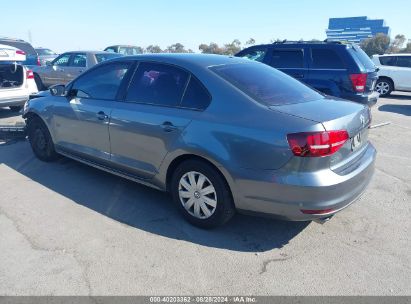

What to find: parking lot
left=0, top=93, right=410, bottom=295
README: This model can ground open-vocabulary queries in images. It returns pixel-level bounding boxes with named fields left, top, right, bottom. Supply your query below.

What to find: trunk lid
left=270, top=97, right=371, bottom=171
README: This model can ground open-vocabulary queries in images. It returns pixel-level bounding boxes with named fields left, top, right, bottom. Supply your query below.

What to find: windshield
left=95, top=53, right=123, bottom=63
left=36, top=48, right=56, bottom=55
left=211, top=62, right=323, bottom=106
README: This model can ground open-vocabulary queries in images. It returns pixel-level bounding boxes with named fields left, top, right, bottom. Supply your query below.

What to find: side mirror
left=49, top=84, right=66, bottom=96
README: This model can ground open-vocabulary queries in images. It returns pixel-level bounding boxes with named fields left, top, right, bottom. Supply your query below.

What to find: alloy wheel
left=375, top=81, right=390, bottom=95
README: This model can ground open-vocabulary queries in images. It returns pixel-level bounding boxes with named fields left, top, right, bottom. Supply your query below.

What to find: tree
left=145, top=45, right=163, bottom=53
left=166, top=43, right=190, bottom=53
left=388, top=34, right=406, bottom=53
left=401, top=42, right=411, bottom=53
left=223, top=39, right=242, bottom=55
left=360, top=33, right=390, bottom=56
left=198, top=42, right=225, bottom=54
left=246, top=38, right=256, bottom=46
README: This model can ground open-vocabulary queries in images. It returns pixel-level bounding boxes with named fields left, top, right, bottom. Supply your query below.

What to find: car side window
left=311, top=49, right=345, bottom=69
left=269, top=49, right=304, bottom=68
left=379, top=56, right=397, bottom=66
left=53, top=54, right=71, bottom=66
left=181, top=76, right=211, bottom=110
left=126, top=62, right=189, bottom=107
left=396, top=56, right=411, bottom=68
left=238, top=48, right=267, bottom=62
left=105, top=47, right=116, bottom=53
left=71, top=62, right=131, bottom=100
left=71, top=53, right=87, bottom=67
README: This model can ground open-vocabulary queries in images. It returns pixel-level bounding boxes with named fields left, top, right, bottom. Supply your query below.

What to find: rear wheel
left=375, top=78, right=393, bottom=97
left=9, top=106, right=22, bottom=112
left=170, top=159, right=235, bottom=228
left=27, top=117, right=58, bottom=162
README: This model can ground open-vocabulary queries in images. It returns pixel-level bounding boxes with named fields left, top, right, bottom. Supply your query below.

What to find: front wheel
left=375, top=78, right=393, bottom=97
left=170, top=159, right=235, bottom=228
left=27, top=117, right=58, bottom=162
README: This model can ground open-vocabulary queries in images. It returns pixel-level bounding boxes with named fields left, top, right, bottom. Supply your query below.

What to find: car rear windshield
left=36, top=49, right=56, bottom=55
left=95, top=53, right=122, bottom=63
left=349, top=45, right=376, bottom=71
left=210, top=63, right=323, bottom=106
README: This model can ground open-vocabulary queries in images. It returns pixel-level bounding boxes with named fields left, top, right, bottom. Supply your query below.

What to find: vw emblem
left=360, top=114, right=366, bottom=127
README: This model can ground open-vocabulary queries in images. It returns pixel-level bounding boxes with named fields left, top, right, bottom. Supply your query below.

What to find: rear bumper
left=347, top=91, right=379, bottom=107
left=231, top=143, right=376, bottom=221
left=0, top=95, right=29, bottom=107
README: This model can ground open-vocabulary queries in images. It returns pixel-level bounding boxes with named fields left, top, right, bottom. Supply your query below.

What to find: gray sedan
left=31, top=50, right=122, bottom=90
left=23, top=54, right=376, bottom=228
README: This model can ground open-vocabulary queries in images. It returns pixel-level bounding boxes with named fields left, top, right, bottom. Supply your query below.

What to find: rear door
left=52, top=61, right=132, bottom=161
left=65, top=53, right=87, bottom=83
left=266, top=47, right=308, bottom=81
left=109, top=62, right=206, bottom=179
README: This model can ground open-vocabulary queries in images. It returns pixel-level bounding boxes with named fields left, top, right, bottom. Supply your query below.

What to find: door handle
left=161, top=121, right=177, bottom=132
left=96, top=111, right=108, bottom=120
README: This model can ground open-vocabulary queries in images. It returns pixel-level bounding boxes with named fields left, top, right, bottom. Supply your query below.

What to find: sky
left=1, top=0, right=410, bottom=53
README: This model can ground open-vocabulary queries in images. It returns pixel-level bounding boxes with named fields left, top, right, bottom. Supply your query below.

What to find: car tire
left=375, top=78, right=393, bottom=97
left=170, top=159, right=235, bottom=228
left=34, top=74, right=45, bottom=91
left=27, top=117, right=58, bottom=162
left=9, top=106, right=22, bottom=112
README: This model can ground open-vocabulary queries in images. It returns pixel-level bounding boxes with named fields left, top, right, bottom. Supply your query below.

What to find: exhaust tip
left=313, top=216, right=333, bottom=225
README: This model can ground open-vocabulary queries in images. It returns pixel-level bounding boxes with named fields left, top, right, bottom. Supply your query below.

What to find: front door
left=43, top=53, right=72, bottom=86
left=65, top=53, right=87, bottom=83
left=52, top=61, right=132, bottom=161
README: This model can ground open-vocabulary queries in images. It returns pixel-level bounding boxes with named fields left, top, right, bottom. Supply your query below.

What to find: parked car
left=104, top=45, right=143, bottom=55
left=236, top=41, right=379, bottom=106
left=0, top=37, right=41, bottom=67
left=34, top=47, right=59, bottom=66
left=31, top=50, right=122, bottom=90
left=0, top=44, right=38, bottom=111
left=23, top=54, right=376, bottom=228
left=371, top=54, right=411, bottom=96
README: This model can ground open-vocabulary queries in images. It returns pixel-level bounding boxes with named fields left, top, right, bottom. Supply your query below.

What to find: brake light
left=26, top=70, right=34, bottom=79
left=36, top=57, right=41, bottom=66
left=350, top=73, right=367, bottom=93
left=287, top=130, right=349, bottom=157
left=16, top=50, right=26, bottom=55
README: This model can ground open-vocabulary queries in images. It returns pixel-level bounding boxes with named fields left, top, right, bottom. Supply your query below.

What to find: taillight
left=36, top=57, right=41, bottom=66
left=350, top=73, right=367, bottom=93
left=26, top=70, right=34, bottom=79
left=287, top=130, right=349, bottom=157
left=301, top=209, right=334, bottom=215
left=16, top=50, right=26, bottom=55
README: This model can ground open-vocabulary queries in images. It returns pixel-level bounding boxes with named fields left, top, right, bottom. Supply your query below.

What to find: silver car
left=32, top=50, right=122, bottom=90
left=23, top=54, right=376, bottom=228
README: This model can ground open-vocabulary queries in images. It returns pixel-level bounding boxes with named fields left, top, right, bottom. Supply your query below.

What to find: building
left=326, top=16, right=390, bottom=43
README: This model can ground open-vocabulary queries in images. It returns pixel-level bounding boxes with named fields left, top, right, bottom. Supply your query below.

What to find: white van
left=0, top=44, right=38, bottom=111
left=372, top=54, right=411, bottom=96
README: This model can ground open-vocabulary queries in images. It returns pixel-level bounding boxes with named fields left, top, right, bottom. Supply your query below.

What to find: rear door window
left=311, top=48, right=345, bottom=69
left=181, top=76, right=211, bottom=110
left=70, top=53, right=87, bottom=67
left=269, top=49, right=304, bottom=68
left=126, top=62, right=189, bottom=107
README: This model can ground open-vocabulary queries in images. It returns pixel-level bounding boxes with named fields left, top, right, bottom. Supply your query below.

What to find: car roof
left=62, top=50, right=114, bottom=55
left=109, top=53, right=248, bottom=68
left=106, top=45, right=139, bottom=48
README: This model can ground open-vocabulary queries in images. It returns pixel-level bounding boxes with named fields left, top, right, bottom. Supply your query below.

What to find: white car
left=372, top=54, right=411, bottom=96
left=0, top=44, right=38, bottom=111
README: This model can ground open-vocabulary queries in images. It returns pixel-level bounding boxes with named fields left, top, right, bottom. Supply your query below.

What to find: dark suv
left=236, top=41, right=379, bottom=106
